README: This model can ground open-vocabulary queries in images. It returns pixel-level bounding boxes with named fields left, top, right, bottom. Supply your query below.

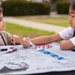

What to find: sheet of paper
left=0, top=42, right=75, bottom=74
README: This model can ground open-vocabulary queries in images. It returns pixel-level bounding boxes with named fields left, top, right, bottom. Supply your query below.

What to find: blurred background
left=0, top=0, right=71, bottom=38
left=1, top=0, right=70, bottom=16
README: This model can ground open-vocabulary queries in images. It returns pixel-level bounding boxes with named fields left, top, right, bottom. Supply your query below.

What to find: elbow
left=60, top=42, right=69, bottom=50
left=60, top=40, right=74, bottom=50
left=60, top=44, right=65, bottom=50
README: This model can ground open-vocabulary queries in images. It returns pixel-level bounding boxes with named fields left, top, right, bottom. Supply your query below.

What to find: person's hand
left=12, top=35, right=21, bottom=45
left=22, top=37, right=31, bottom=48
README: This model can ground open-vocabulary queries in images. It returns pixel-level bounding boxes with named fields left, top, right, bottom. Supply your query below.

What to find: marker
left=0, top=48, right=7, bottom=51
left=6, top=47, right=17, bottom=53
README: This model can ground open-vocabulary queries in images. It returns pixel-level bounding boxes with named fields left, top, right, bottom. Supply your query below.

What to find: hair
left=0, top=7, right=2, bottom=13
left=70, top=0, right=75, bottom=11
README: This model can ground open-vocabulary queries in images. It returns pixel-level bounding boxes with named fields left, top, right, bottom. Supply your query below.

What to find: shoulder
left=0, top=31, right=7, bottom=35
left=67, top=27, right=74, bottom=31
left=0, top=31, right=11, bottom=37
left=59, top=27, right=74, bottom=34
left=62, top=27, right=74, bottom=31
left=59, top=27, right=74, bottom=40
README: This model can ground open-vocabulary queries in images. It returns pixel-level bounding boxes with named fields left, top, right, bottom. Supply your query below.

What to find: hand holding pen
left=22, top=37, right=35, bottom=48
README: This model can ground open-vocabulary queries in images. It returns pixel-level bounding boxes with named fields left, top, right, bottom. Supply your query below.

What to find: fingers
left=22, top=37, right=30, bottom=48
left=12, top=35, right=21, bottom=45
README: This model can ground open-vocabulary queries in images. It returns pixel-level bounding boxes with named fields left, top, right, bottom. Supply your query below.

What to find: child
left=0, top=7, right=20, bottom=46
left=22, top=0, right=75, bottom=50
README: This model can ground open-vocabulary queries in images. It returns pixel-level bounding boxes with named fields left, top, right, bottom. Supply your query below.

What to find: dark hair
left=0, top=7, right=2, bottom=13
left=70, top=0, right=75, bottom=10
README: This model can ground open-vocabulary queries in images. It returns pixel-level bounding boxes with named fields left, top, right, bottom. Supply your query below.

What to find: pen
left=6, top=47, right=17, bottom=53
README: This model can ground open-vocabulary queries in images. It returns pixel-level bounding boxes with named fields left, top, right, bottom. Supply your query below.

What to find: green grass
left=6, top=22, right=55, bottom=38
left=16, top=16, right=70, bottom=27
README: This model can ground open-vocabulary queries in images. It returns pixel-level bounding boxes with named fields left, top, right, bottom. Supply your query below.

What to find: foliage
left=2, top=1, right=50, bottom=16
left=56, top=1, right=70, bottom=14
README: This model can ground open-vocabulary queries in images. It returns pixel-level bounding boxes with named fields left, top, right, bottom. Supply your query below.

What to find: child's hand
left=22, top=37, right=31, bottom=48
left=12, top=35, right=20, bottom=45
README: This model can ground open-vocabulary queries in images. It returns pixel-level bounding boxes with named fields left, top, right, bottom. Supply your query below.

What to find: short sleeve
left=59, top=27, right=74, bottom=40
left=70, top=37, right=75, bottom=46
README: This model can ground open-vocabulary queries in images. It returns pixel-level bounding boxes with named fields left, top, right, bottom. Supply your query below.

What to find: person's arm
left=22, top=34, right=63, bottom=48
left=58, top=27, right=75, bottom=50
left=31, top=34, right=62, bottom=45
left=6, top=32, right=21, bottom=45
left=60, top=40, right=74, bottom=50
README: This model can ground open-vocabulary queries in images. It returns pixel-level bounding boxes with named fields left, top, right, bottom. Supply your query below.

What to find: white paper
left=0, top=42, right=75, bottom=74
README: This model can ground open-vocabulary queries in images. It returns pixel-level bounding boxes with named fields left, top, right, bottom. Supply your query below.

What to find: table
left=0, top=42, right=75, bottom=75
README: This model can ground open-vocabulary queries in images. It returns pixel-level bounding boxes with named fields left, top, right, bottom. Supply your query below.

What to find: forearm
left=31, top=34, right=62, bottom=45
left=31, top=36, right=51, bottom=45
left=60, top=40, right=74, bottom=50
left=22, top=34, right=62, bottom=48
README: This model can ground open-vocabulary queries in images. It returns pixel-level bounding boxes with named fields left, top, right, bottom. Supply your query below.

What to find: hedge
left=2, top=1, right=50, bottom=16
left=56, top=1, right=70, bottom=14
